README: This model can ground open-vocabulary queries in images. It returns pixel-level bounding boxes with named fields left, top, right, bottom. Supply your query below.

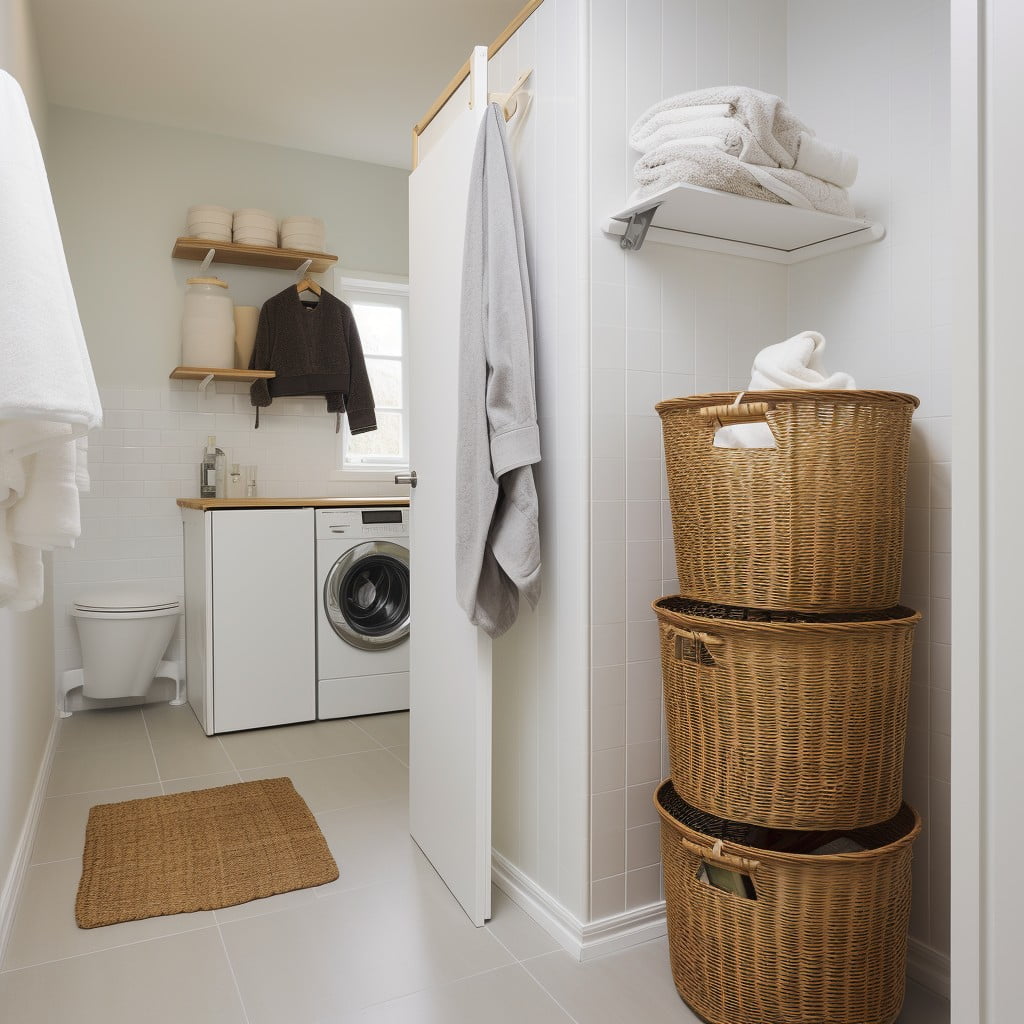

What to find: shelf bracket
left=199, top=248, right=216, bottom=275
left=619, top=207, right=658, bottom=251
left=198, top=373, right=216, bottom=393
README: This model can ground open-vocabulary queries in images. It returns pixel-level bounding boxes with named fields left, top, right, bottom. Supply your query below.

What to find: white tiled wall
left=787, top=0, right=951, bottom=957
left=54, top=382, right=402, bottom=709
left=589, top=0, right=790, bottom=922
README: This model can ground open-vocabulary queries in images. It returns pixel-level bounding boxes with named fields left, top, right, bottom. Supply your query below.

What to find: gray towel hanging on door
left=454, top=102, right=541, bottom=640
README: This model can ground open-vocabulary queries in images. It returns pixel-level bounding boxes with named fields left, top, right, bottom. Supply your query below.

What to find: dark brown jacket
left=248, top=286, right=376, bottom=433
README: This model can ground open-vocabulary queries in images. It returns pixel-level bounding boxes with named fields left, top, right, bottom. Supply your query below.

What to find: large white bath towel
left=715, top=331, right=857, bottom=448
left=455, top=103, right=542, bottom=639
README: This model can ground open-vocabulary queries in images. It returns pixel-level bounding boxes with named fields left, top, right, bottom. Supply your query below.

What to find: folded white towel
left=632, top=87, right=808, bottom=170
left=633, top=144, right=854, bottom=217
left=630, top=103, right=733, bottom=150
left=75, top=436, right=90, bottom=494
left=714, top=331, right=856, bottom=448
left=8, top=440, right=81, bottom=550
left=795, top=131, right=858, bottom=188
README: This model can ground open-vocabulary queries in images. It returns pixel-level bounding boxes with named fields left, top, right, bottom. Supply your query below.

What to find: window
left=334, top=276, right=409, bottom=477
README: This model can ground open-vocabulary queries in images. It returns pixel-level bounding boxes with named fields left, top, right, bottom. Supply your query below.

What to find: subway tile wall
left=589, top=0, right=790, bottom=922
left=53, top=382, right=404, bottom=710
left=787, top=0, right=951, bottom=956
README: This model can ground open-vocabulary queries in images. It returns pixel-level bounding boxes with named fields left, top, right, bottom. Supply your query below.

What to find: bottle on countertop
left=200, top=436, right=217, bottom=498
left=227, top=463, right=243, bottom=499
left=214, top=446, right=227, bottom=498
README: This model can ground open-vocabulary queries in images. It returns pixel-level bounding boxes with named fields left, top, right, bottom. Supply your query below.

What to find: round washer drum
left=324, top=540, right=410, bottom=651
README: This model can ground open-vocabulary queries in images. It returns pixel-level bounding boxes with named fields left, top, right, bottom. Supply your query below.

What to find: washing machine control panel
left=316, top=507, right=409, bottom=540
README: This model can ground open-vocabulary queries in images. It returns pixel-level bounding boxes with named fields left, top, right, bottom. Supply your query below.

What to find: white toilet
left=70, top=585, right=182, bottom=701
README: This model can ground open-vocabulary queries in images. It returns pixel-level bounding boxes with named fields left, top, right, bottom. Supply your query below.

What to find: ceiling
left=31, top=0, right=525, bottom=169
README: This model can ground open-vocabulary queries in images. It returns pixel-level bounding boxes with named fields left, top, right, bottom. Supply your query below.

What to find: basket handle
left=673, top=629, right=723, bottom=662
left=697, top=401, right=771, bottom=426
left=682, top=835, right=760, bottom=876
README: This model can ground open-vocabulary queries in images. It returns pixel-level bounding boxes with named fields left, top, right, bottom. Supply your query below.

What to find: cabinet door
left=211, top=508, right=315, bottom=732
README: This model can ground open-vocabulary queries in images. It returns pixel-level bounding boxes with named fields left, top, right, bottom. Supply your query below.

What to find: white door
left=211, top=508, right=316, bottom=733
left=407, top=46, right=492, bottom=926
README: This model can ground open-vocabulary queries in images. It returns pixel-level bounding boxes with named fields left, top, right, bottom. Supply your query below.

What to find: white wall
left=0, top=0, right=46, bottom=137
left=45, top=107, right=411, bottom=705
left=787, top=0, right=951, bottom=959
left=486, top=0, right=592, bottom=924
left=588, top=0, right=789, bottom=920
left=0, top=0, right=56, bottom=935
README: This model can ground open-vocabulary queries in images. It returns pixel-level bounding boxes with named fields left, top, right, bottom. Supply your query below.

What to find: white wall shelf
left=602, top=182, right=884, bottom=264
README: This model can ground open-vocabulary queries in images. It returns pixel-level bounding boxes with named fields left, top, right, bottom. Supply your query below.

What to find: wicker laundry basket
left=656, top=781, right=920, bottom=1024
left=654, top=596, right=920, bottom=830
left=657, top=390, right=919, bottom=613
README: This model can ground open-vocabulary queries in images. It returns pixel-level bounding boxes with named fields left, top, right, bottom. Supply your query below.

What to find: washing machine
left=316, top=506, right=410, bottom=719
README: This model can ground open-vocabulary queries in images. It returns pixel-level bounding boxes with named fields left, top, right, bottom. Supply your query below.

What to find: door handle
left=394, top=470, right=417, bottom=487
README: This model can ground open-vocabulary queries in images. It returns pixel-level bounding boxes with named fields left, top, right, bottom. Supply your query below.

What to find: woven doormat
left=75, top=777, right=338, bottom=929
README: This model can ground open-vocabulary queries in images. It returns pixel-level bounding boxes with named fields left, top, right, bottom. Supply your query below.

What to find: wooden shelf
left=170, top=367, right=276, bottom=383
left=172, top=237, right=338, bottom=274
left=602, top=182, right=884, bottom=264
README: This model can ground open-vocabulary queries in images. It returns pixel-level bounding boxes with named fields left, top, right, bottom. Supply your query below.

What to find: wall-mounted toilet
left=70, top=585, right=182, bottom=701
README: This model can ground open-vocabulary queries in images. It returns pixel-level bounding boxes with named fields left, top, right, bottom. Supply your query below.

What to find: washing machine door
left=324, top=541, right=410, bottom=651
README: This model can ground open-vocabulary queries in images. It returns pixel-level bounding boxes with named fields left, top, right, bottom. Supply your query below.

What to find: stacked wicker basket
left=653, top=389, right=922, bottom=1024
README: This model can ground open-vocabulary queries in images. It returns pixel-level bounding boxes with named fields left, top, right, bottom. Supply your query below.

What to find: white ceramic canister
left=181, top=277, right=234, bottom=368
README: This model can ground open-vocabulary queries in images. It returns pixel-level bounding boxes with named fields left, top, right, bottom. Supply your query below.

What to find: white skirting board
left=493, top=851, right=952, bottom=995
left=492, top=851, right=667, bottom=962
left=0, top=713, right=60, bottom=965
left=907, top=937, right=951, bottom=999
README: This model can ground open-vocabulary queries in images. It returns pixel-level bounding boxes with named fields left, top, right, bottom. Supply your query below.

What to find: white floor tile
left=220, top=868, right=513, bottom=1022
left=46, top=741, right=159, bottom=797
left=219, top=716, right=378, bottom=770
left=0, top=928, right=246, bottom=1024
left=2, top=859, right=216, bottom=972
left=239, top=747, right=407, bottom=813
left=353, top=963, right=575, bottom=1023
left=57, top=707, right=148, bottom=751
left=352, top=711, right=410, bottom=748
left=31, top=783, right=163, bottom=865
left=486, top=886, right=563, bottom=961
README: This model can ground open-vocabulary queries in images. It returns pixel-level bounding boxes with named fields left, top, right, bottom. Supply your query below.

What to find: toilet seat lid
left=74, top=585, right=180, bottom=614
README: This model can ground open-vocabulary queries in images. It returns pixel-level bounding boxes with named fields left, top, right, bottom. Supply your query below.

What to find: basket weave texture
left=655, top=596, right=920, bottom=830
left=656, top=781, right=920, bottom=1024
left=656, top=390, right=919, bottom=613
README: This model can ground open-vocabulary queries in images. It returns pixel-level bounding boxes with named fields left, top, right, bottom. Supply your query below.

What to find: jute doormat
left=75, top=777, right=339, bottom=929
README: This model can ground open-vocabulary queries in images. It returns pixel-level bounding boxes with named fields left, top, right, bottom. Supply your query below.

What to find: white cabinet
left=182, top=507, right=315, bottom=734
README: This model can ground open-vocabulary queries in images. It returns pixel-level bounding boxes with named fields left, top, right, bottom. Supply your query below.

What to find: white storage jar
left=181, top=276, right=235, bottom=368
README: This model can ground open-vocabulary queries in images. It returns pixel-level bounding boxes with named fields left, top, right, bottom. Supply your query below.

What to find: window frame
left=331, top=274, right=410, bottom=482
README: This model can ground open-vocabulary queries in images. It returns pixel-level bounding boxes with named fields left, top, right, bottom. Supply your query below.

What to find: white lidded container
left=181, top=276, right=234, bottom=368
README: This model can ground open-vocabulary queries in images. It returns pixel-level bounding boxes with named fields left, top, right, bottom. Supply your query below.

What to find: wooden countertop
left=177, top=497, right=410, bottom=511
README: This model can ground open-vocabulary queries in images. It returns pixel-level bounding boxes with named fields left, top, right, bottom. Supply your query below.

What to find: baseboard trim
left=907, top=937, right=951, bottom=999
left=0, top=713, right=60, bottom=966
left=492, top=852, right=668, bottom=962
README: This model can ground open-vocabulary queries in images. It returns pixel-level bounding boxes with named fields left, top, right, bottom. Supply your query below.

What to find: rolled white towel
left=75, top=435, right=90, bottom=494
left=795, top=132, right=858, bottom=189
left=714, top=331, right=856, bottom=449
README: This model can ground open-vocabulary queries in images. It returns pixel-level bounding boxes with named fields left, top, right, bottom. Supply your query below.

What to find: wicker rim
left=652, top=596, right=922, bottom=635
left=654, top=780, right=922, bottom=867
left=655, top=388, right=921, bottom=416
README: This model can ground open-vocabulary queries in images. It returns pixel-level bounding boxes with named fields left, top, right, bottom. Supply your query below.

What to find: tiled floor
left=0, top=705, right=950, bottom=1023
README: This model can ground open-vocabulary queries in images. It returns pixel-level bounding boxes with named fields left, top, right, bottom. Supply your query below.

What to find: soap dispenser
left=200, top=436, right=217, bottom=498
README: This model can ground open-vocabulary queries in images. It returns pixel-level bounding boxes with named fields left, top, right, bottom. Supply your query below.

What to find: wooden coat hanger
left=295, top=258, right=322, bottom=296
